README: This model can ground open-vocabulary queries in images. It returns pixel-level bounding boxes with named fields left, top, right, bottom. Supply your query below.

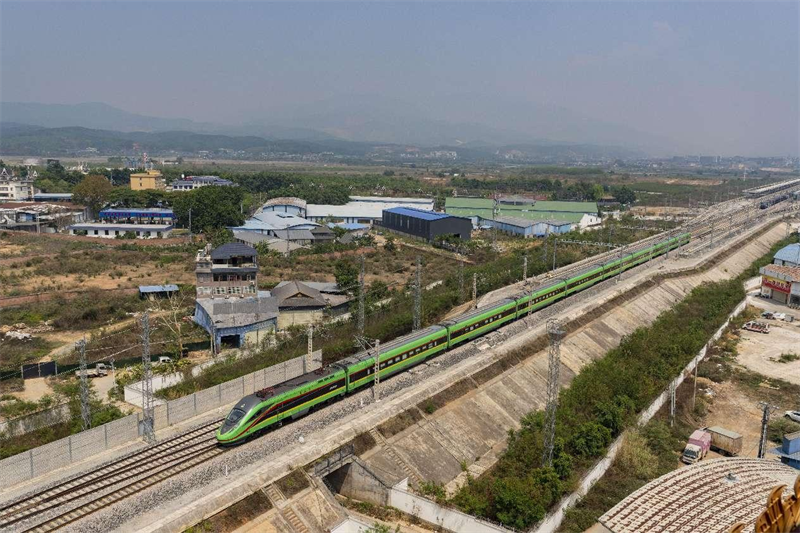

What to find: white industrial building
left=0, top=169, right=34, bottom=201
left=304, top=196, right=435, bottom=225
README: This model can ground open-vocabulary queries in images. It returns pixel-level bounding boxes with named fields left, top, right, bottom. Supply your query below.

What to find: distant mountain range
left=0, top=121, right=644, bottom=161
left=1, top=99, right=679, bottom=156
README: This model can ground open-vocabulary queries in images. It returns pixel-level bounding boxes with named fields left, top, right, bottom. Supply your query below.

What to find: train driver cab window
left=225, top=408, right=246, bottom=425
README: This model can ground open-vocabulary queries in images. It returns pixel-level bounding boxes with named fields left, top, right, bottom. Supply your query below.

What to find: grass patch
left=378, top=407, right=423, bottom=439
left=0, top=290, right=144, bottom=332
left=558, top=421, right=684, bottom=532
left=275, top=469, right=310, bottom=498
left=0, top=337, right=57, bottom=368
left=183, top=491, right=272, bottom=533
left=418, top=376, right=477, bottom=413
left=768, top=417, right=800, bottom=444
left=349, top=431, right=378, bottom=455
left=776, top=352, right=800, bottom=364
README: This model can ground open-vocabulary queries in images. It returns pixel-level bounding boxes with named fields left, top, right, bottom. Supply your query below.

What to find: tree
left=384, top=235, right=397, bottom=253
left=207, top=227, right=234, bottom=248
left=334, top=260, right=359, bottom=294
left=172, top=185, right=245, bottom=231
left=73, top=174, right=113, bottom=218
left=151, top=286, right=193, bottom=357
left=611, top=185, right=636, bottom=205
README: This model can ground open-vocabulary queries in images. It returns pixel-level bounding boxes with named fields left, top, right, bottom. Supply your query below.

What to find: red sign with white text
left=763, top=276, right=790, bottom=294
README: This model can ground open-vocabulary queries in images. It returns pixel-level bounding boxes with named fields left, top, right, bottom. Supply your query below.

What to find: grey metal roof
left=210, top=242, right=257, bottom=260
left=197, top=295, right=278, bottom=329
left=271, top=281, right=327, bottom=308
left=232, top=230, right=274, bottom=245
left=272, top=229, right=314, bottom=241
left=273, top=281, right=341, bottom=293
left=138, top=284, right=179, bottom=294
left=491, top=215, right=538, bottom=228
left=775, top=243, right=800, bottom=264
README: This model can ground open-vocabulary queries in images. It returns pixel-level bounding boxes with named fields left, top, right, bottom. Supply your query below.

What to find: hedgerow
left=451, top=278, right=745, bottom=529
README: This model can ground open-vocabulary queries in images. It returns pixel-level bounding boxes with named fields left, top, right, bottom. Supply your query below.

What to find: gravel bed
left=56, top=253, right=676, bottom=533
left=14, top=216, right=767, bottom=533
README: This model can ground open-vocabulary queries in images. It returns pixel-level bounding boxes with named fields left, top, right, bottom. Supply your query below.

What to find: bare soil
left=700, top=380, right=765, bottom=459
left=736, top=297, right=800, bottom=383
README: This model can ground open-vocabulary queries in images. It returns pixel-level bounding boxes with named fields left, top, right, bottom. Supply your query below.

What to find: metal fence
left=0, top=350, right=322, bottom=488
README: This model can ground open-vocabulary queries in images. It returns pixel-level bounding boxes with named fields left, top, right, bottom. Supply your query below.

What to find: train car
left=216, top=366, right=347, bottom=445
left=342, top=326, right=448, bottom=393
left=565, top=264, right=605, bottom=296
left=760, top=194, right=789, bottom=210
left=218, top=232, right=693, bottom=445
left=442, top=298, right=517, bottom=348
left=515, top=280, right=567, bottom=318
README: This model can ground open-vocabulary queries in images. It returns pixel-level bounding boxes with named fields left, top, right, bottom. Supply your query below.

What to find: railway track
left=3, top=194, right=796, bottom=533
left=20, top=445, right=225, bottom=533
left=0, top=419, right=222, bottom=532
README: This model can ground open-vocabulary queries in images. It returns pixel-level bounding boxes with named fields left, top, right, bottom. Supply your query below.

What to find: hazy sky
left=2, top=1, right=798, bottom=156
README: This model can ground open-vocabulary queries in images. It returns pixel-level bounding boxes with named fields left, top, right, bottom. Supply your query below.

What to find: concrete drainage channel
left=0, top=215, right=787, bottom=533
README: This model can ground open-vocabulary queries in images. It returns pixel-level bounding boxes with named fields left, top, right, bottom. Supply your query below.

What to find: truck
left=681, top=429, right=711, bottom=464
left=75, top=363, right=108, bottom=378
left=706, top=426, right=743, bottom=456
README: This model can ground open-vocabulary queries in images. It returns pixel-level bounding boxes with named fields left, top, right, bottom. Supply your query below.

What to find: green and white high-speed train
left=216, top=232, right=691, bottom=444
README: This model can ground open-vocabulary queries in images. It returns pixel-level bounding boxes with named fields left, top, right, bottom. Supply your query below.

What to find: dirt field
left=737, top=297, right=800, bottom=385
left=699, top=380, right=765, bottom=459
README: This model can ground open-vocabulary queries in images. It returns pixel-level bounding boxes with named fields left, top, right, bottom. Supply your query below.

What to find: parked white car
left=785, top=411, right=800, bottom=423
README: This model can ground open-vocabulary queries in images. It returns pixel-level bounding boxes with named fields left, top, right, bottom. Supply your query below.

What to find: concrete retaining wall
left=0, top=351, right=322, bottom=488
left=530, top=299, right=748, bottom=533
left=330, top=516, right=377, bottom=533
left=0, top=403, right=71, bottom=437
left=326, top=458, right=391, bottom=507
left=389, top=478, right=514, bottom=533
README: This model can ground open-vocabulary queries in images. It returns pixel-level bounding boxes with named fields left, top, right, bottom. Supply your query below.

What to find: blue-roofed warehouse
left=99, top=208, right=176, bottom=223
left=381, top=207, right=472, bottom=242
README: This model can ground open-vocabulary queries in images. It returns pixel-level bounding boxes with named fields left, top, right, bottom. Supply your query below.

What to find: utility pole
left=77, top=338, right=91, bottom=431
left=357, top=256, right=365, bottom=337
left=616, top=245, right=624, bottom=283
left=542, top=234, right=549, bottom=263
left=188, top=207, right=192, bottom=239
left=305, top=324, right=313, bottom=373
left=140, top=311, right=156, bottom=445
left=692, top=359, right=699, bottom=411
left=458, top=255, right=465, bottom=303
left=413, top=255, right=422, bottom=331
left=492, top=194, right=498, bottom=251
left=472, top=273, right=478, bottom=310
left=758, top=402, right=778, bottom=458
left=522, top=255, right=528, bottom=284
left=552, top=239, right=557, bottom=273
left=542, top=319, right=564, bottom=467
left=669, top=380, right=676, bottom=427
left=372, top=339, right=381, bottom=402
left=711, top=220, right=715, bottom=247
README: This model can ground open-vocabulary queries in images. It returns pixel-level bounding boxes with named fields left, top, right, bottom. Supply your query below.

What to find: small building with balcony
left=193, top=242, right=278, bottom=352
left=195, top=242, right=259, bottom=299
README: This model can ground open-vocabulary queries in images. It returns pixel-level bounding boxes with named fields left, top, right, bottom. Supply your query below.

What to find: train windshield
left=225, top=408, right=245, bottom=425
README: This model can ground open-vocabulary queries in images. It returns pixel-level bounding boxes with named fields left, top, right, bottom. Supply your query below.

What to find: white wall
left=390, top=479, right=514, bottom=533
